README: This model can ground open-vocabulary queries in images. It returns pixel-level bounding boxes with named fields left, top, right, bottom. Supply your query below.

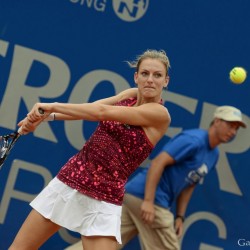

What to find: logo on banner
left=113, top=0, right=149, bottom=22
left=68, top=0, right=149, bottom=22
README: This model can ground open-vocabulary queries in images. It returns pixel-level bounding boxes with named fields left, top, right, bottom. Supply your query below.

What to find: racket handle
left=18, top=108, right=44, bottom=134
left=17, top=127, right=23, bottom=134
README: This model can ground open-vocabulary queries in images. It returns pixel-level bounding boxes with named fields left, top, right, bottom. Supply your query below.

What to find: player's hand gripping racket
left=0, top=108, right=44, bottom=170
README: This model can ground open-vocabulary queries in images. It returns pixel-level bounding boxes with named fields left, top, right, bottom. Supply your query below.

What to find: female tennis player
left=9, top=49, right=171, bottom=250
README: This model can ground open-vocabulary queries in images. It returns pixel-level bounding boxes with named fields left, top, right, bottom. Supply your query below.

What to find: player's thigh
left=9, top=209, right=61, bottom=250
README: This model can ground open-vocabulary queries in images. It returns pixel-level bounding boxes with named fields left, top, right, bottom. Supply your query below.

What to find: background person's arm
left=175, top=185, right=195, bottom=237
left=141, top=152, right=175, bottom=224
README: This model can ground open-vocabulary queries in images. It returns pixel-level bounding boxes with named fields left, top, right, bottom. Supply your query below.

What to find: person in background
left=9, top=49, right=171, bottom=250
left=120, top=105, right=246, bottom=250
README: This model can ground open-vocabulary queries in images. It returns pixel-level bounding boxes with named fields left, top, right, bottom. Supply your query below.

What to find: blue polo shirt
left=125, top=129, right=219, bottom=209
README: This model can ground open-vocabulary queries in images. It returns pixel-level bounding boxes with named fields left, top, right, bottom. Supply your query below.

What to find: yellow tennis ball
left=229, top=67, right=247, bottom=84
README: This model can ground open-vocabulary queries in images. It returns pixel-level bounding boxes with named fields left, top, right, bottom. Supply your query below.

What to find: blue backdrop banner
left=0, top=1, right=249, bottom=249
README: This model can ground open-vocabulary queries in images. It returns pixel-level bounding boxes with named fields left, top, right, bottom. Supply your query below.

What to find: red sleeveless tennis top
left=57, top=98, right=154, bottom=205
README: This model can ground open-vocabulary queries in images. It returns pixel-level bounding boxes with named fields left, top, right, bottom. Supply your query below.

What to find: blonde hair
left=126, top=49, right=171, bottom=76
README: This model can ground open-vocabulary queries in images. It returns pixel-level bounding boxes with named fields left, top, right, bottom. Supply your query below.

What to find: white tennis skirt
left=30, top=177, right=122, bottom=244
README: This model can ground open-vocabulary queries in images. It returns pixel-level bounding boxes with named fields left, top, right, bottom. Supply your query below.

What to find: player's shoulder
left=147, top=103, right=171, bottom=121
left=143, top=102, right=169, bottom=112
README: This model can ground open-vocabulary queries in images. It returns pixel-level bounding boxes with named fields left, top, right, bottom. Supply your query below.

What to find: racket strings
left=0, top=132, right=18, bottom=156
left=0, top=136, right=11, bottom=159
left=0, top=132, right=20, bottom=169
left=1, top=132, right=17, bottom=139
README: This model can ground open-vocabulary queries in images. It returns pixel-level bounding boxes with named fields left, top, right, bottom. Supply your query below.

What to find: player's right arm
left=52, top=88, right=138, bottom=121
left=17, top=88, right=138, bottom=132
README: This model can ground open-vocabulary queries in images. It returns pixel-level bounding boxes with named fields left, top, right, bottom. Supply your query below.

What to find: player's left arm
left=93, top=87, right=138, bottom=105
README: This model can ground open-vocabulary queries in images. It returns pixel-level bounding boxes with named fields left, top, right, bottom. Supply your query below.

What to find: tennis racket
left=0, top=108, right=44, bottom=170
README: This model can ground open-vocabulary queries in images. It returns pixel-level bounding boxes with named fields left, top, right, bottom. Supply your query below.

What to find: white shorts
left=30, top=177, right=122, bottom=244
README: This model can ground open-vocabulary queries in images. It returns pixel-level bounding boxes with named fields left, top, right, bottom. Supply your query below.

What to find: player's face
left=134, top=58, right=169, bottom=99
left=216, top=119, right=240, bottom=142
